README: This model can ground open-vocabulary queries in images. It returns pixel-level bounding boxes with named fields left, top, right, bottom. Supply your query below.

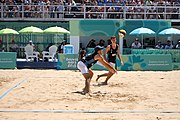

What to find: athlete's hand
left=121, top=61, right=124, bottom=66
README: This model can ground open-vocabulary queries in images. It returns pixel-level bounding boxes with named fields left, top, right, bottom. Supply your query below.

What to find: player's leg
left=96, top=73, right=109, bottom=81
left=77, top=61, right=91, bottom=94
left=102, top=72, right=114, bottom=85
left=88, top=69, right=94, bottom=80
left=82, top=73, right=91, bottom=94
left=102, top=62, right=115, bottom=85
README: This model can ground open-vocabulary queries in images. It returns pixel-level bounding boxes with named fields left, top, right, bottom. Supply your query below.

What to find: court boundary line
left=0, top=79, right=27, bottom=100
left=0, top=109, right=179, bottom=113
left=0, top=76, right=71, bottom=101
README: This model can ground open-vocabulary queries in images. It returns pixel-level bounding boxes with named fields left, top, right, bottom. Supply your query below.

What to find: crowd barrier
left=0, top=4, right=179, bottom=20
left=0, top=50, right=179, bottom=70
left=57, top=54, right=173, bottom=71
left=0, top=52, right=16, bottom=69
left=131, top=49, right=180, bottom=62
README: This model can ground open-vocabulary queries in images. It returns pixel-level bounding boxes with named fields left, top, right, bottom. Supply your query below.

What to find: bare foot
left=82, top=88, right=91, bottom=95
left=96, top=75, right=100, bottom=82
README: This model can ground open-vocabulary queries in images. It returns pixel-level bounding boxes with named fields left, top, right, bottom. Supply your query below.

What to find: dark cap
left=94, top=46, right=103, bottom=52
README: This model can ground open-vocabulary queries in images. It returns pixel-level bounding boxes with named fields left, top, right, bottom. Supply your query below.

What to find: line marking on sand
left=0, top=79, right=27, bottom=100
left=0, top=110, right=179, bottom=114
left=0, top=77, right=68, bottom=101
left=32, top=77, right=67, bottom=78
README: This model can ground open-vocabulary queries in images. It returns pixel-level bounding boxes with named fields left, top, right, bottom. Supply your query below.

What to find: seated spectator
left=27, top=40, right=35, bottom=50
left=131, top=38, right=142, bottom=49
left=175, top=40, right=180, bottom=49
left=155, top=40, right=164, bottom=49
left=106, top=39, right=111, bottom=46
left=0, top=39, right=5, bottom=52
left=9, top=39, right=19, bottom=52
left=164, top=40, right=173, bottom=49
left=86, top=39, right=96, bottom=48
left=97, top=39, right=105, bottom=47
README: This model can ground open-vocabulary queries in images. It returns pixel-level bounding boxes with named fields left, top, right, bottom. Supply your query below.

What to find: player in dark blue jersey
left=77, top=46, right=117, bottom=95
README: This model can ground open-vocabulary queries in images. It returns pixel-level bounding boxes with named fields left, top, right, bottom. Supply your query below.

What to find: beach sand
left=0, top=70, right=180, bottom=120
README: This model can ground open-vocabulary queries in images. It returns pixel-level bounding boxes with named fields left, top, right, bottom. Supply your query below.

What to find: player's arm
left=117, top=45, right=124, bottom=66
left=103, top=45, right=110, bottom=62
left=95, top=54, right=116, bottom=74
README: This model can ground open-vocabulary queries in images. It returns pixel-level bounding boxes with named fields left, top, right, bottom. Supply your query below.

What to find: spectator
left=9, top=39, right=19, bottom=52
left=86, top=39, right=96, bottom=48
left=131, top=38, right=142, bottom=49
left=58, top=40, right=66, bottom=53
left=155, top=40, right=164, bottom=49
left=0, top=39, right=5, bottom=52
left=106, top=39, right=111, bottom=46
left=27, top=40, right=35, bottom=50
left=175, top=40, right=180, bottom=49
left=78, top=47, right=86, bottom=61
left=123, top=39, right=128, bottom=48
left=164, top=40, right=173, bottom=49
left=97, top=39, right=105, bottom=47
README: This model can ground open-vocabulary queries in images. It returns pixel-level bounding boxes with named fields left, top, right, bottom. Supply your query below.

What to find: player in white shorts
left=77, top=46, right=117, bottom=95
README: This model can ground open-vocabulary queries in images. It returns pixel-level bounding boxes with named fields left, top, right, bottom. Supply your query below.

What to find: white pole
left=119, top=36, right=123, bottom=55
left=7, top=35, right=9, bottom=52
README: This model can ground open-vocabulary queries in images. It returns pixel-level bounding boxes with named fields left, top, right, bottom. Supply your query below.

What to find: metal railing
left=0, top=4, right=180, bottom=20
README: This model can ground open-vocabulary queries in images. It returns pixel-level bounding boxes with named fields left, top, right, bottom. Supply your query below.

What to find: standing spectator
left=131, top=38, right=142, bottom=49
left=57, top=2, right=64, bottom=18
left=175, top=40, right=180, bottom=49
left=155, top=40, right=164, bottom=49
left=164, top=40, right=173, bottom=49
left=49, top=1, right=56, bottom=18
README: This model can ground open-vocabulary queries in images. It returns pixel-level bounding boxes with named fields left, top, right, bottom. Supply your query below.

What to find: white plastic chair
left=42, top=45, right=57, bottom=62
left=24, top=45, right=39, bottom=62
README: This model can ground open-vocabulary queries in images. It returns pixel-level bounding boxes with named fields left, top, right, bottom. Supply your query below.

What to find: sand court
left=0, top=70, right=180, bottom=119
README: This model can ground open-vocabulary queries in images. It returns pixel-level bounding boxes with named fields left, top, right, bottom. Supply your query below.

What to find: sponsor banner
left=0, top=52, right=16, bottom=69
left=117, top=54, right=172, bottom=71
left=57, top=54, right=78, bottom=70
left=57, top=54, right=172, bottom=71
